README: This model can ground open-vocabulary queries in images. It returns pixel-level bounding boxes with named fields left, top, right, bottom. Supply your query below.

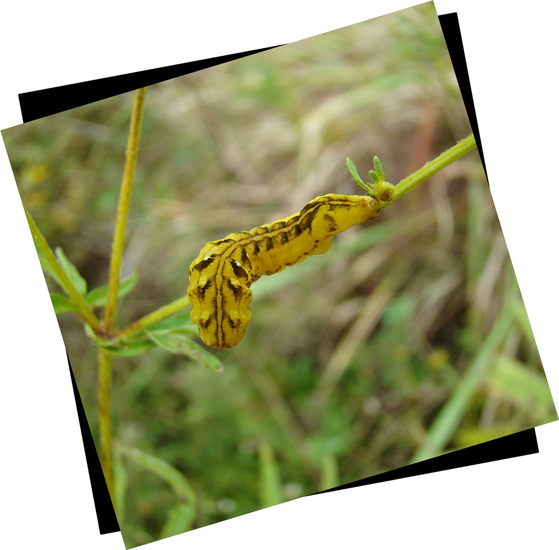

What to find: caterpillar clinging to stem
left=188, top=189, right=387, bottom=349
left=184, top=137, right=476, bottom=348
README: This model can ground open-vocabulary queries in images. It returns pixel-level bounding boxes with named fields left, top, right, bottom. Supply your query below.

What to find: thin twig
left=104, top=88, right=146, bottom=331
left=98, top=88, right=146, bottom=508
left=390, top=133, right=477, bottom=202
left=98, top=347, right=115, bottom=505
left=117, top=295, right=191, bottom=340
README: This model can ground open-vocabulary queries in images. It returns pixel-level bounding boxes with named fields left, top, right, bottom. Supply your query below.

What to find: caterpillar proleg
left=188, top=193, right=380, bottom=348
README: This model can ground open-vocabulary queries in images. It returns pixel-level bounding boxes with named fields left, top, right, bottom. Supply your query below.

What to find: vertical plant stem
left=104, top=87, right=146, bottom=332
left=98, top=88, right=145, bottom=508
left=98, top=347, right=115, bottom=505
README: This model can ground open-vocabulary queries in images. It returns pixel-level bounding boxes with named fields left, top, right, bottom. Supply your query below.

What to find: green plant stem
left=25, top=208, right=102, bottom=333
left=98, top=347, right=115, bottom=506
left=98, top=88, right=145, bottom=511
left=117, top=295, right=191, bottom=340
left=104, top=87, right=146, bottom=331
left=409, top=299, right=515, bottom=463
left=390, top=133, right=477, bottom=203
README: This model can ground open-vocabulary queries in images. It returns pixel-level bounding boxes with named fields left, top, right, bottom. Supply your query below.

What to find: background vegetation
left=3, top=4, right=555, bottom=547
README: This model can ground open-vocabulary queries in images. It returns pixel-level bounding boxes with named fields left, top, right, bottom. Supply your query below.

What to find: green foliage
left=86, top=271, right=139, bottom=308
left=348, top=154, right=396, bottom=204
left=258, top=442, right=283, bottom=508
left=35, top=245, right=63, bottom=287
left=346, top=156, right=367, bottom=188
left=319, top=455, right=340, bottom=491
left=487, top=355, right=556, bottom=418
left=119, top=446, right=197, bottom=539
left=148, top=311, right=198, bottom=335
left=114, top=445, right=128, bottom=523
left=50, top=292, right=78, bottom=314
left=103, top=337, right=157, bottom=357
left=368, top=169, right=381, bottom=186
left=55, top=246, right=88, bottom=295
left=373, top=156, right=385, bottom=182
left=43, top=244, right=139, bottom=315
left=160, top=503, right=196, bottom=540
left=146, top=331, right=224, bottom=373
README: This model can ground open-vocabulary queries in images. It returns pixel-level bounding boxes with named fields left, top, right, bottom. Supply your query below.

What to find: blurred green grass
left=2, top=4, right=556, bottom=548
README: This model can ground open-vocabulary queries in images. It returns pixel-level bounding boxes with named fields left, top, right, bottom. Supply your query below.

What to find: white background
left=1, top=1, right=557, bottom=548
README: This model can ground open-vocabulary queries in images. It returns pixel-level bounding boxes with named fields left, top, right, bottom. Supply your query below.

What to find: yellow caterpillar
left=188, top=193, right=380, bottom=348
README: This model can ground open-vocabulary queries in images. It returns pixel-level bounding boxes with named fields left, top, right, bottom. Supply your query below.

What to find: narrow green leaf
left=50, top=292, right=79, bottom=314
left=511, top=299, right=538, bottom=348
left=55, top=247, right=87, bottom=295
left=146, top=330, right=224, bottom=373
left=160, top=503, right=196, bottom=538
left=114, top=446, right=128, bottom=524
left=122, top=446, right=197, bottom=535
left=373, top=156, right=385, bottom=181
left=258, top=442, right=283, bottom=508
left=347, top=157, right=374, bottom=194
left=104, top=338, right=157, bottom=357
left=86, top=271, right=139, bottom=307
left=124, top=446, right=196, bottom=506
left=148, top=311, right=198, bottom=336
left=35, top=244, right=63, bottom=286
left=368, top=170, right=381, bottom=185
left=487, top=355, right=556, bottom=413
left=346, top=157, right=363, bottom=184
left=319, top=454, right=339, bottom=491
left=410, top=303, right=515, bottom=464
left=83, top=324, right=152, bottom=357
left=454, top=424, right=519, bottom=449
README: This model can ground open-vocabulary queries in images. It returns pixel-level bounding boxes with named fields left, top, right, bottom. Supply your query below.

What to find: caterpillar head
left=188, top=256, right=254, bottom=349
left=190, top=303, right=253, bottom=349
